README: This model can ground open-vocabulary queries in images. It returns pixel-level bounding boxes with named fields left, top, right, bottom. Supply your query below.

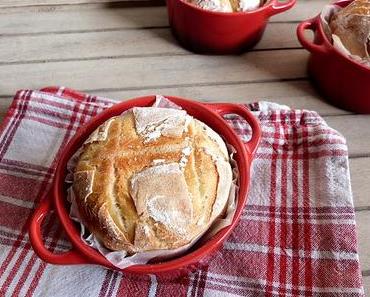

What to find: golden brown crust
left=73, top=108, right=232, bottom=253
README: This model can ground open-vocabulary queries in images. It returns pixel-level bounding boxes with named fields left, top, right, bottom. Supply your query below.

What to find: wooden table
left=0, top=0, right=369, bottom=294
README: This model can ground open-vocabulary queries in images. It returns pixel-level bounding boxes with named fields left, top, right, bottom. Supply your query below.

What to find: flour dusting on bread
left=133, top=107, right=190, bottom=142
left=130, top=163, right=192, bottom=236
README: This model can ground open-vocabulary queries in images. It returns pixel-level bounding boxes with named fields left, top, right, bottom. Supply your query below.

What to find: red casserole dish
left=297, top=0, right=370, bottom=114
left=167, top=0, right=296, bottom=54
left=29, top=96, right=261, bottom=278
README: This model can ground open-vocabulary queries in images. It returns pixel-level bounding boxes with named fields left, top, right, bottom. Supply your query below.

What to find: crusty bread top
left=189, top=0, right=233, bottom=12
left=73, top=107, right=233, bottom=253
left=330, top=0, right=370, bottom=59
left=187, top=0, right=262, bottom=12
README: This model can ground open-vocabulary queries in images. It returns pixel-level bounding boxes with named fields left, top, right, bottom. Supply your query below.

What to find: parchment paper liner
left=65, top=96, right=239, bottom=269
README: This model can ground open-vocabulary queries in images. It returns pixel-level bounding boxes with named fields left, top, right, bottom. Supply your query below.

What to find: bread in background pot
left=329, top=0, right=370, bottom=60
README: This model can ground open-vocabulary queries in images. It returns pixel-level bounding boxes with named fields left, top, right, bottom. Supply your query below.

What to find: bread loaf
left=73, top=107, right=233, bottom=253
left=187, top=0, right=262, bottom=12
left=329, top=0, right=370, bottom=59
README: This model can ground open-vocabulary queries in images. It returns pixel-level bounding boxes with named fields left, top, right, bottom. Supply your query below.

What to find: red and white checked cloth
left=0, top=87, right=364, bottom=297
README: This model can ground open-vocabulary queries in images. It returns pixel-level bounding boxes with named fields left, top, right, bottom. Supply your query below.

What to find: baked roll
left=189, top=0, right=233, bottom=12
left=329, top=0, right=370, bottom=59
left=73, top=107, right=233, bottom=253
left=187, top=0, right=262, bottom=12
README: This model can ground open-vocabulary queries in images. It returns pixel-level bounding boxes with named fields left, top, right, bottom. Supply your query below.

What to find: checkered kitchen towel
left=0, top=87, right=364, bottom=297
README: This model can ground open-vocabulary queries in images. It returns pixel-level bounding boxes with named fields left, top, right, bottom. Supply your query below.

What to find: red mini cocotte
left=297, top=0, right=370, bottom=114
left=167, top=0, right=296, bottom=54
left=29, top=96, right=261, bottom=279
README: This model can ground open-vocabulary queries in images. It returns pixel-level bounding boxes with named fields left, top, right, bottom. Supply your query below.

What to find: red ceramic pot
left=167, top=0, right=296, bottom=54
left=297, top=0, right=370, bottom=114
left=29, top=95, right=261, bottom=279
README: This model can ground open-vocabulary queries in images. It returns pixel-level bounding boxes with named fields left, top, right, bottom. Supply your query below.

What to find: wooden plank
left=0, top=49, right=309, bottom=96
left=0, top=7, right=169, bottom=35
left=364, top=276, right=370, bottom=297
left=350, top=158, right=370, bottom=210
left=0, top=100, right=12, bottom=123
left=357, top=211, right=370, bottom=272
left=0, top=0, right=124, bottom=8
left=258, top=22, right=300, bottom=49
left=270, top=0, right=325, bottom=22
left=0, top=29, right=179, bottom=63
left=0, top=23, right=300, bottom=64
left=0, top=0, right=325, bottom=35
left=325, top=116, right=370, bottom=158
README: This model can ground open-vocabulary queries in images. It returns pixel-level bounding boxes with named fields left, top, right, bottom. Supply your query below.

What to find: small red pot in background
left=297, top=0, right=370, bottom=114
left=167, top=0, right=296, bottom=54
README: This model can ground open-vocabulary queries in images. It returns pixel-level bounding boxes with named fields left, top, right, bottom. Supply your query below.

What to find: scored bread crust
left=73, top=108, right=233, bottom=254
